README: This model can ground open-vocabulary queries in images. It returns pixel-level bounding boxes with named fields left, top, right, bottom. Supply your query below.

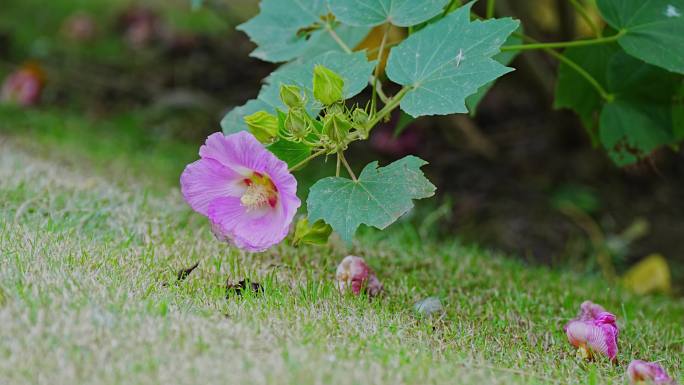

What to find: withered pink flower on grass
left=181, top=132, right=300, bottom=252
left=627, top=360, right=676, bottom=385
left=1, top=64, right=44, bottom=107
left=577, top=300, right=608, bottom=321
left=336, top=256, right=383, bottom=297
left=564, top=300, right=619, bottom=362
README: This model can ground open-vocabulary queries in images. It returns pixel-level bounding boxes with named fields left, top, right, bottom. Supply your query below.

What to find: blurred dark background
left=1, top=0, right=682, bottom=291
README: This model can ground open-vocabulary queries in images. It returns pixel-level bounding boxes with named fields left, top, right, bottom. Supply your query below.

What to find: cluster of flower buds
left=244, top=64, right=374, bottom=154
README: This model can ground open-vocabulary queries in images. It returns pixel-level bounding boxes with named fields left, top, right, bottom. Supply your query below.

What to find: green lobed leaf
left=307, top=155, right=435, bottom=243
left=328, top=0, right=450, bottom=27
left=554, top=43, right=620, bottom=129
left=222, top=51, right=375, bottom=134
left=465, top=27, right=523, bottom=115
left=555, top=44, right=683, bottom=164
left=606, top=51, right=680, bottom=100
left=237, top=0, right=370, bottom=63
left=266, top=139, right=312, bottom=168
left=596, top=0, right=684, bottom=74
left=601, top=52, right=680, bottom=163
left=385, top=2, right=519, bottom=117
left=599, top=99, right=673, bottom=165
left=674, top=82, right=684, bottom=140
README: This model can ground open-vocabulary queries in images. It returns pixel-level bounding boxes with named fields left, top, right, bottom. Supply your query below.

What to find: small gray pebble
left=413, top=297, right=443, bottom=316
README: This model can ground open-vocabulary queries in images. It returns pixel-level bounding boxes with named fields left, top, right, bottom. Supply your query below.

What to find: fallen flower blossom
left=335, top=256, right=383, bottom=297
left=180, top=132, right=300, bottom=252
left=564, top=300, right=619, bottom=362
left=118, top=6, right=161, bottom=49
left=61, top=11, right=96, bottom=42
left=577, top=300, right=610, bottom=322
left=1, top=63, right=45, bottom=106
left=627, top=360, right=676, bottom=385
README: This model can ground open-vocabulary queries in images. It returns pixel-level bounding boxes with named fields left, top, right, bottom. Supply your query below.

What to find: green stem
left=442, top=0, right=461, bottom=17
left=511, top=31, right=614, bottom=102
left=326, top=24, right=352, bottom=54
left=568, top=0, right=602, bottom=37
left=336, top=154, right=341, bottom=177
left=501, top=30, right=624, bottom=51
left=338, top=151, right=357, bottom=181
left=288, top=149, right=327, bottom=172
left=368, top=86, right=410, bottom=128
left=486, top=0, right=495, bottom=18
left=371, top=23, right=391, bottom=115
left=366, top=40, right=401, bottom=55
left=374, top=78, right=389, bottom=103
left=545, top=47, right=613, bottom=101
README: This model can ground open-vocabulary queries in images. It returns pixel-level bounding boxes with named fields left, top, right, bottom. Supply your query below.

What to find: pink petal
left=200, top=132, right=280, bottom=176
left=627, top=360, right=676, bottom=385
left=180, top=158, right=244, bottom=216
left=232, top=203, right=292, bottom=252
left=198, top=131, right=299, bottom=211
left=183, top=131, right=301, bottom=252
left=579, top=300, right=607, bottom=321
left=207, top=196, right=294, bottom=252
left=564, top=301, right=619, bottom=361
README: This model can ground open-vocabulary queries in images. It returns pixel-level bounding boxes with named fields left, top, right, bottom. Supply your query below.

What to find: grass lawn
left=0, top=108, right=683, bottom=385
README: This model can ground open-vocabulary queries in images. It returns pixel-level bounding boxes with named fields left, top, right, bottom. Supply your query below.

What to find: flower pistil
left=240, top=172, right=278, bottom=210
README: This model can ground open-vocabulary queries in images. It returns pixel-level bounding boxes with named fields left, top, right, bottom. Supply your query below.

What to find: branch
left=338, top=151, right=357, bottom=181
left=501, top=30, right=624, bottom=51
left=368, top=86, right=410, bottom=128
left=486, top=0, right=495, bottom=18
left=568, top=0, right=602, bottom=37
left=507, top=31, right=615, bottom=101
left=326, top=24, right=352, bottom=54
left=371, top=23, right=391, bottom=114
left=288, top=149, right=327, bottom=172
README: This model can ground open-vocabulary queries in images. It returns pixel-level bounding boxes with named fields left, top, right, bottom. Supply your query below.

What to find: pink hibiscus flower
left=336, top=256, right=383, bottom=297
left=1, top=64, right=44, bottom=106
left=627, top=360, right=677, bottom=385
left=180, top=131, right=300, bottom=252
left=564, top=300, right=619, bottom=362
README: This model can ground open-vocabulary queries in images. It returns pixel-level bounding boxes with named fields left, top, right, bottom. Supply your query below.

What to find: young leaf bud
left=322, top=113, right=352, bottom=144
left=244, top=110, right=278, bottom=143
left=280, top=84, right=305, bottom=109
left=313, top=65, right=344, bottom=105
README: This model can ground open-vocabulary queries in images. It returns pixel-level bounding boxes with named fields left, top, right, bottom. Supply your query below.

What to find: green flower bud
left=322, top=112, right=351, bottom=144
left=285, top=109, right=313, bottom=140
left=280, top=84, right=305, bottom=109
left=244, top=110, right=278, bottom=143
left=351, top=108, right=370, bottom=138
left=326, top=102, right=345, bottom=115
left=351, top=108, right=369, bottom=127
left=313, top=65, right=344, bottom=105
